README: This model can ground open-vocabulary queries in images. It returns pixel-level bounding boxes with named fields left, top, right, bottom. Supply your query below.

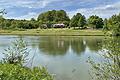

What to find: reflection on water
left=38, top=36, right=103, bottom=56
left=85, top=37, right=102, bottom=52
left=0, top=35, right=105, bottom=80
left=39, top=37, right=69, bottom=56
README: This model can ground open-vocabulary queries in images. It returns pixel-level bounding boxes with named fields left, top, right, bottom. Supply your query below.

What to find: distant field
left=0, top=29, right=105, bottom=36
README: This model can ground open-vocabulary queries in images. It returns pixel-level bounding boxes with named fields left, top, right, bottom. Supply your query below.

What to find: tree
left=88, top=15, right=103, bottom=29
left=0, top=9, right=7, bottom=15
left=43, top=10, right=55, bottom=22
left=69, top=15, right=78, bottom=29
left=3, top=20, right=11, bottom=29
left=0, top=16, right=5, bottom=29
left=69, top=13, right=86, bottom=29
left=107, top=14, right=120, bottom=36
left=37, top=10, right=70, bottom=24
left=105, top=14, right=120, bottom=35
left=103, top=18, right=109, bottom=31
left=31, top=18, right=36, bottom=21
left=112, top=22, right=120, bottom=36
left=78, top=15, right=86, bottom=28
left=55, top=10, right=70, bottom=22
left=107, top=15, right=118, bottom=30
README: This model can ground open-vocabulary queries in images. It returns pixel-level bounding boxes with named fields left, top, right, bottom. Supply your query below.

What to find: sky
left=0, top=0, right=120, bottom=20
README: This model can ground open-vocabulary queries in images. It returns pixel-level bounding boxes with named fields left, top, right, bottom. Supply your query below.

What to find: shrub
left=0, top=64, right=53, bottom=80
left=0, top=39, right=53, bottom=80
left=2, top=38, right=29, bottom=65
left=88, top=37, right=120, bottom=80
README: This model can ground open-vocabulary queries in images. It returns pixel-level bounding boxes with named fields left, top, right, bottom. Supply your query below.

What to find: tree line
left=0, top=10, right=120, bottom=35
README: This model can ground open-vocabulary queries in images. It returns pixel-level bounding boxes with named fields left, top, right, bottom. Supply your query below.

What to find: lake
left=0, top=35, right=104, bottom=80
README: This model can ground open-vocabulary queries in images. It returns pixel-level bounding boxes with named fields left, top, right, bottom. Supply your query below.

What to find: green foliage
left=0, top=19, right=39, bottom=30
left=69, top=13, right=86, bottom=29
left=112, top=22, right=120, bottom=36
left=0, top=16, right=5, bottom=29
left=2, top=38, right=29, bottom=65
left=0, top=10, right=71, bottom=29
left=0, top=39, right=53, bottom=80
left=37, top=10, right=70, bottom=28
left=107, top=14, right=119, bottom=29
left=0, top=9, right=119, bottom=33
left=88, top=15, right=103, bottom=29
left=31, top=18, right=36, bottom=21
left=0, top=64, right=53, bottom=80
left=107, top=14, right=120, bottom=36
left=88, top=37, right=120, bottom=80
left=69, top=15, right=78, bottom=28
left=38, top=10, right=70, bottom=24
left=103, top=18, right=109, bottom=31
left=78, top=15, right=86, bottom=28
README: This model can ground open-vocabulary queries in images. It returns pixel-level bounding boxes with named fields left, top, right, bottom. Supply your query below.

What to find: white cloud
left=1, top=0, right=120, bottom=19
left=20, top=0, right=57, bottom=8
left=6, top=12, right=38, bottom=20
left=0, top=0, right=56, bottom=9
left=0, top=0, right=57, bottom=19
left=68, top=1, right=120, bottom=19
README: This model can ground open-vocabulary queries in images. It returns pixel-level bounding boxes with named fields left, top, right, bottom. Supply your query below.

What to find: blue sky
left=0, top=0, right=120, bottom=20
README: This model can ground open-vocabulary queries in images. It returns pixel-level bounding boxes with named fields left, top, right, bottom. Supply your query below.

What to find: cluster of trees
left=69, top=13, right=86, bottom=29
left=37, top=10, right=70, bottom=28
left=38, top=10, right=70, bottom=23
left=37, top=10, right=104, bottom=29
left=0, top=17, right=40, bottom=29
left=0, top=10, right=105, bottom=29
left=88, top=15, right=103, bottom=29
left=37, top=10, right=105, bottom=29
left=0, top=10, right=71, bottom=29
left=0, top=9, right=120, bottom=35
left=104, top=14, right=120, bottom=36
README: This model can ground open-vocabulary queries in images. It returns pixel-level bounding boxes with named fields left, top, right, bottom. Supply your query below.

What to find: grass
left=0, top=28, right=105, bottom=36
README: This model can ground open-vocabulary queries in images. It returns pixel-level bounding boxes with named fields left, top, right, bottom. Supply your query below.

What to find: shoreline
left=0, top=29, right=105, bottom=36
left=0, top=33, right=105, bottom=36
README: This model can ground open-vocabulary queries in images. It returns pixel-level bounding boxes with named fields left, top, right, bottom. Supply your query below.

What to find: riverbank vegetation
left=0, top=9, right=120, bottom=36
left=0, top=39, right=53, bottom=80
left=88, top=37, right=120, bottom=80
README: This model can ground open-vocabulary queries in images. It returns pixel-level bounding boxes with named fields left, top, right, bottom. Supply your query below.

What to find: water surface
left=0, top=35, right=104, bottom=80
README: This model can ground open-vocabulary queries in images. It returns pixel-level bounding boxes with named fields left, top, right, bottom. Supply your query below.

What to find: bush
left=0, top=39, right=53, bottom=80
left=88, top=37, right=120, bottom=80
left=0, top=64, right=53, bottom=80
left=112, top=23, right=120, bottom=36
left=2, top=38, right=29, bottom=65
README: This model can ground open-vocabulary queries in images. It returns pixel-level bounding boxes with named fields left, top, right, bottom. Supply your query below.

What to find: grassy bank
left=0, top=29, right=105, bottom=36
